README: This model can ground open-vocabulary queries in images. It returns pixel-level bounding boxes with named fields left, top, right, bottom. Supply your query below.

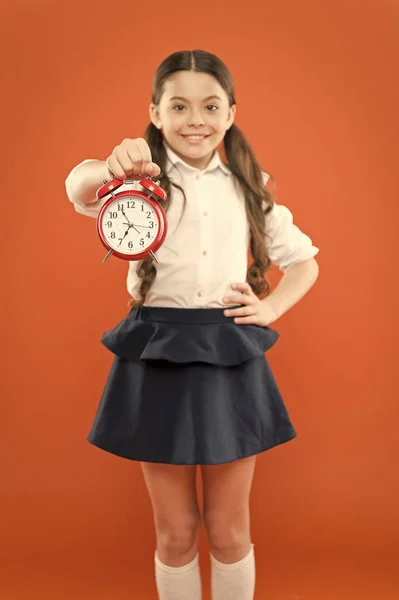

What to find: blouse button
left=203, top=211, right=208, bottom=217
left=196, top=174, right=200, bottom=180
left=202, top=250, right=207, bottom=256
left=197, top=291, right=202, bottom=297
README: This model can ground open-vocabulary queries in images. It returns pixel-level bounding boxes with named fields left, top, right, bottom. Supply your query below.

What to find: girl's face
left=150, top=71, right=236, bottom=170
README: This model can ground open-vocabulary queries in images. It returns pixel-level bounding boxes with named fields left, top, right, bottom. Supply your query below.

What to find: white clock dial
left=102, top=195, right=159, bottom=254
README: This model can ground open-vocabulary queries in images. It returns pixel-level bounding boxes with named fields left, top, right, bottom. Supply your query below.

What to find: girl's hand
left=106, top=138, right=161, bottom=181
left=223, top=282, right=278, bottom=327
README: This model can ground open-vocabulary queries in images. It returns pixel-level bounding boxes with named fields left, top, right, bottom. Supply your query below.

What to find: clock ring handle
left=96, top=173, right=157, bottom=200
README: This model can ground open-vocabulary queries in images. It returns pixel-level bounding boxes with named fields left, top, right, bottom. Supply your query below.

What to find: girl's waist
left=132, top=304, right=242, bottom=324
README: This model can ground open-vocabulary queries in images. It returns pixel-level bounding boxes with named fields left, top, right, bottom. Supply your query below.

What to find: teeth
left=185, top=135, right=204, bottom=140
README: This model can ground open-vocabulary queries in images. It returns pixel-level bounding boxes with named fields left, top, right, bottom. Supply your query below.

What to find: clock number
left=108, top=211, right=117, bottom=219
left=127, top=200, right=135, bottom=208
left=146, top=232, right=151, bottom=238
left=106, top=221, right=112, bottom=228
left=128, top=241, right=133, bottom=249
left=117, top=204, right=124, bottom=211
left=146, top=211, right=151, bottom=219
left=149, top=221, right=154, bottom=228
left=110, top=232, right=116, bottom=239
left=140, top=239, right=144, bottom=247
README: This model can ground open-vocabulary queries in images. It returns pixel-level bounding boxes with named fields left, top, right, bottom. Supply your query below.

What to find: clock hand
left=123, top=223, right=153, bottom=229
left=122, top=222, right=141, bottom=235
left=118, top=227, right=130, bottom=246
left=121, top=206, right=131, bottom=224
left=121, top=207, right=142, bottom=232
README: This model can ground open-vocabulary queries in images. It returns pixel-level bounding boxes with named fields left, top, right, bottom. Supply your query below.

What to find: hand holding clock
left=106, top=138, right=161, bottom=181
left=96, top=140, right=168, bottom=263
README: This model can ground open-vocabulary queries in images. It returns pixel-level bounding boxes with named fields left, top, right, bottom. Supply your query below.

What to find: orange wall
left=1, top=0, right=397, bottom=571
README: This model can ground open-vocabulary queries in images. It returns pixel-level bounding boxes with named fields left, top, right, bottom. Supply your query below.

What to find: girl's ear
left=149, top=103, right=162, bottom=129
left=226, top=104, right=237, bottom=131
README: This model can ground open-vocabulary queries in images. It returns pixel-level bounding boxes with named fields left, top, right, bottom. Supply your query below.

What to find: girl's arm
left=263, top=257, right=319, bottom=320
left=65, top=159, right=111, bottom=208
left=262, top=198, right=320, bottom=320
left=66, top=140, right=161, bottom=216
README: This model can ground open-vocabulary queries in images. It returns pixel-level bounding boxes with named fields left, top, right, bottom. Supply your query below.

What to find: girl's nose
left=187, top=110, right=205, bottom=127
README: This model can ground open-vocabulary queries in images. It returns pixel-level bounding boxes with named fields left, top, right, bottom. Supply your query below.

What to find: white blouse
left=65, top=144, right=319, bottom=308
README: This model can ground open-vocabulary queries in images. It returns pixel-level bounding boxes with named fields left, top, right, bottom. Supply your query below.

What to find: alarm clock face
left=100, top=194, right=160, bottom=255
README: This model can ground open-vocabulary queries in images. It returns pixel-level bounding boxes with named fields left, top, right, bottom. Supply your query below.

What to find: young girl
left=65, top=49, right=319, bottom=600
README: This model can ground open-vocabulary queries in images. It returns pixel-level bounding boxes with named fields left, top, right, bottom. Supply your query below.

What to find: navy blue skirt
left=87, top=305, right=297, bottom=465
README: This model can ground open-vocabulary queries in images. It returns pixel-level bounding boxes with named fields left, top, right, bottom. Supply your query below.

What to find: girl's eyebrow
left=168, top=95, right=222, bottom=102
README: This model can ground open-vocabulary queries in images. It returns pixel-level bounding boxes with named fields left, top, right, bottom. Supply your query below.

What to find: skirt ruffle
left=100, top=305, right=279, bottom=366
left=87, top=305, right=297, bottom=465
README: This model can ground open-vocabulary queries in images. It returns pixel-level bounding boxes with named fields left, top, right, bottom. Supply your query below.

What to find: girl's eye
left=172, top=105, right=218, bottom=112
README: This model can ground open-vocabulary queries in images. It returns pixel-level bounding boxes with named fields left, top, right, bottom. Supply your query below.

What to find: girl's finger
left=232, top=282, right=253, bottom=295
left=124, top=147, right=144, bottom=176
left=134, top=138, right=161, bottom=177
left=145, top=162, right=161, bottom=177
left=136, top=137, right=153, bottom=164
left=223, top=292, right=256, bottom=305
left=107, top=155, right=127, bottom=180
left=233, top=314, right=260, bottom=325
left=224, top=305, right=256, bottom=318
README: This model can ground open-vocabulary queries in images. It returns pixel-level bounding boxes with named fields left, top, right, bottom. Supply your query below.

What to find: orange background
left=1, top=0, right=398, bottom=598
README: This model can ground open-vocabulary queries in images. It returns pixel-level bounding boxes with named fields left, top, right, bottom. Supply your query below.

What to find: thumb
left=146, top=162, right=161, bottom=177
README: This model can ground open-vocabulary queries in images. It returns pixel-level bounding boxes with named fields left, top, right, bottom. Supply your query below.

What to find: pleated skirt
left=87, top=305, right=297, bottom=465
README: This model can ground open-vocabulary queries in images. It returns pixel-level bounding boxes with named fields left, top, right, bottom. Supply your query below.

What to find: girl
left=65, top=49, right=319, bottom=600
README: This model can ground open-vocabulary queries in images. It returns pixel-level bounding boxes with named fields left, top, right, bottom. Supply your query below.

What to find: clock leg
left=149, top=250, right=158, bottom=263
left=102, top=249, right=114, bottom=263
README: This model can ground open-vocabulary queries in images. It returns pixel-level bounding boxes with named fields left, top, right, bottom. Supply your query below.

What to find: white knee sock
left=155, top=551, right=202, bottom=600
left=210, top=543, right=255, bottom=600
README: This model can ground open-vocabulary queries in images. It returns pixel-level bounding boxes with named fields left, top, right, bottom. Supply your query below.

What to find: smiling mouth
left=181, top=134, right=210, bottom=140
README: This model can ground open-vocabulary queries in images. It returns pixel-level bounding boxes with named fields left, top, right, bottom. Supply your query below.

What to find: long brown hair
left=130, top=49, right=274, bottom=307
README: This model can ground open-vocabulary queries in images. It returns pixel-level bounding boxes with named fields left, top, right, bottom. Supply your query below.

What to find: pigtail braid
left=224, top=124, right=274, bottom=299
left=128, top=123, right=186, bottom=307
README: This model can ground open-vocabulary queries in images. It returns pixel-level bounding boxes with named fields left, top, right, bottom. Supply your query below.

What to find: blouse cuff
left=265, top=203, right=319, bottom=271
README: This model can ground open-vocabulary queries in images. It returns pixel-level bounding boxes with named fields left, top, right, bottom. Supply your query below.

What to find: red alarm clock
left=96, top=177, right=167, bottom=264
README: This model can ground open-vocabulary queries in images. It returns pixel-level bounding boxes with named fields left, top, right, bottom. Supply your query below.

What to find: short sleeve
left=262, top=171, right=271, bottom=185
left=65, top=159, right=107, bottom=219
left=265, top=202, right=320, bottom=271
